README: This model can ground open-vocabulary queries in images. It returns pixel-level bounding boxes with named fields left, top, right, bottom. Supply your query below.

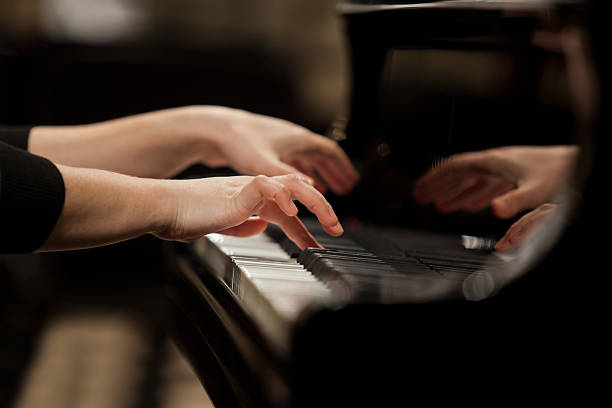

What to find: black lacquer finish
left=167, top=1, right=603, bottom=406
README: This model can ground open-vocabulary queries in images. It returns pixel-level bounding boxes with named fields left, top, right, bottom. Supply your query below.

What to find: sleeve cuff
left=0, top=126, right=33, bottom=150
left=1, top=142, right=65, bottom=253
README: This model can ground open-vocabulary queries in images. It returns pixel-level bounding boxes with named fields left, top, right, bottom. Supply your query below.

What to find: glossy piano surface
left=183, top=219, right=512, bottom=352
left=166, top=1, right=600, bottom=407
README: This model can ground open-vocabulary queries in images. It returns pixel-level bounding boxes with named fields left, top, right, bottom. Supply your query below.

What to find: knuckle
left=285, top=173, right=303, bottom=183
left=252, top=175, right=269, bottom=186
left=276, top=185, right=291, bottom=198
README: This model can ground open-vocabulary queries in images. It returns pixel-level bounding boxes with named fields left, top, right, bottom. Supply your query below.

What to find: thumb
left=218, top=217, right=269, bottom=237
left=491, top=183, right=542, bottom=219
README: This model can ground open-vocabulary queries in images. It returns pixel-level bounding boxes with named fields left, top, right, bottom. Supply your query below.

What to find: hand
left=30, top=106, right=360, bottom=195
left=153, top=174, right=343, bottom=249
left=412, top=146, right=578, bottom=219
left=184, top=106, right=359, bottom=195
left=494, top=203, right=558, bottom=252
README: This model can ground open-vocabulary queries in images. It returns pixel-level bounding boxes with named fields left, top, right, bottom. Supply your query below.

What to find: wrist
left=174, top=106, right=233, bottom=167
left=146, top=179, right=180, bottom=237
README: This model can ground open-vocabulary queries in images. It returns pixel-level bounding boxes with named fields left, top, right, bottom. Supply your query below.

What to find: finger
left=495, top=212, right=533, bottom=252
left=275, top=215, right=323, bottom=250
left=414, top=150, right=507, bottom=192
left=461, top=179, right=516, bottom=212
left=307, top=154, right=354, bottom=195
left=309, top=136, right=360, bottom=183
left=271, top=174, right=343, bottom=236
left=494, top=204, right=555, bottom=251
left=433, top=177, right=480, bottom=213
left=236, top=175, right=298, bottom=217
left=413, top=172, right=471, bottom=204
left=218, top=217, right=269, bottom=237
left=288, top=157, right=328, bottom=194
left=491, top=182, right=542, bottom=219
left=299, top=137, right=359, bottom=193
left=436, top=177, right=514, bottom=214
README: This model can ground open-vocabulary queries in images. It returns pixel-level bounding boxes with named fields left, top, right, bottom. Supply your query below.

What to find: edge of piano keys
left=191, top=233, right=335, bottom=359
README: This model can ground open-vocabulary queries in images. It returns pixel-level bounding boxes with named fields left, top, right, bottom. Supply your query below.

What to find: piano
left=166, top=1, right=606, bottom=406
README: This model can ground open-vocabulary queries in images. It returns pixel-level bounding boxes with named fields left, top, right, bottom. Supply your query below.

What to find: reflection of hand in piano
left=494, top=203, right=558, bottom=252
left=198, top=106, right=360, bottom=195
left=413, top=146, right=577, bottom=216
left=412, top=145, right=578, bottom=251
left=152, top=174, right=344, bottom=249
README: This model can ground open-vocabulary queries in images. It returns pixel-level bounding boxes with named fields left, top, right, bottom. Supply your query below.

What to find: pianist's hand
left=412, top=145, right=578, bottom=219
left=41, top=168, right=343, bottom=251
left=29, top=106, right=359, bottom=195
left=152, top=174, right=343, bottom=249
left=192, top=106, right=359, bottom=195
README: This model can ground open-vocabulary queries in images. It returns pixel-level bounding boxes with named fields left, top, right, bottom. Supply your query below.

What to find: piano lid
left=338, top=0, right=585, bottom=13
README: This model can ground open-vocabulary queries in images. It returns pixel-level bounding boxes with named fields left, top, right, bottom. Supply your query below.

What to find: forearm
left=39, top=165, right=167, bottom=251
left=37, top=165, right=341, bottom=252
left=28, top=107, right=220, bottom=179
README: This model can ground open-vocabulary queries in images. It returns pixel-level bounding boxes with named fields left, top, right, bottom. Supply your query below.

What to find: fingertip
left=289, top=201, right=299, bottom=216
left=325, top=221, right=344, bottom=236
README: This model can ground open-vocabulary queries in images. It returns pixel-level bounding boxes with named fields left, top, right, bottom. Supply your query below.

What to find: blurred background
left=0, top=1, right=347, bottom=407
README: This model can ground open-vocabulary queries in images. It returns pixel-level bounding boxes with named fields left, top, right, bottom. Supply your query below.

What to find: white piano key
left=219, top=245, right=291, bottom=260
left=252, top=279, right=330, bottom=297
left=232, top=258, right=302, bottom=268
left=240, top=267, right=318, bottom=282
left=199, top=231, right=334, bottom=355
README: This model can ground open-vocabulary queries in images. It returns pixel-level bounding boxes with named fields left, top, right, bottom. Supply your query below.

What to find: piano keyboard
left=189, top=220, right=507, bottom=356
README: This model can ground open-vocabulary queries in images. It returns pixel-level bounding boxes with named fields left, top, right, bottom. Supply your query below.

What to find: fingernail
left=332, top=222, right=344, bottom=234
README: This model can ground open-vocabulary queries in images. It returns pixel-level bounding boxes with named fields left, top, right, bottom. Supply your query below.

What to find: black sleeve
left=0, top=141, right=66, bottom=254
left=0, top=125, right=33, bottom=150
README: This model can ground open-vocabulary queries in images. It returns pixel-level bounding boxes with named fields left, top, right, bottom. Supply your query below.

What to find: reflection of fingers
left=495, top=204, right=555, bottom=251
left=414, top=152, right=489, bottom=188
left=413, top=173, right=467, bottom=204
left=437, top=178, right=514, bottom=213
left=462, top=179, right=515, bottom=212
left=218, top=217, right=269, bottom=237
left=416, top=150, right=515, bottom=200
left=434, top=178, right=480, bottom=213
left=495, top=214, right=533, bottom=252
left=491, top=183, right=540, bottom=219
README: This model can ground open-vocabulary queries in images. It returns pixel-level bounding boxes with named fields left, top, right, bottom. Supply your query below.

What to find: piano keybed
left=188, top=220, right=507, bottom=357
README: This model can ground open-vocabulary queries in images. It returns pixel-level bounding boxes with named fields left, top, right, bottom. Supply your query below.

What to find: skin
left=25, top=106, right=356, bottom=251
left=413, top=145, right=578, bottom=251
left=41, top=169, right=343, bottom=252
left=494, top=203, right=558, bottom=252
left=29, top=105, right=359, bottom=194
left=413, top=145, right=578, bottom=218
